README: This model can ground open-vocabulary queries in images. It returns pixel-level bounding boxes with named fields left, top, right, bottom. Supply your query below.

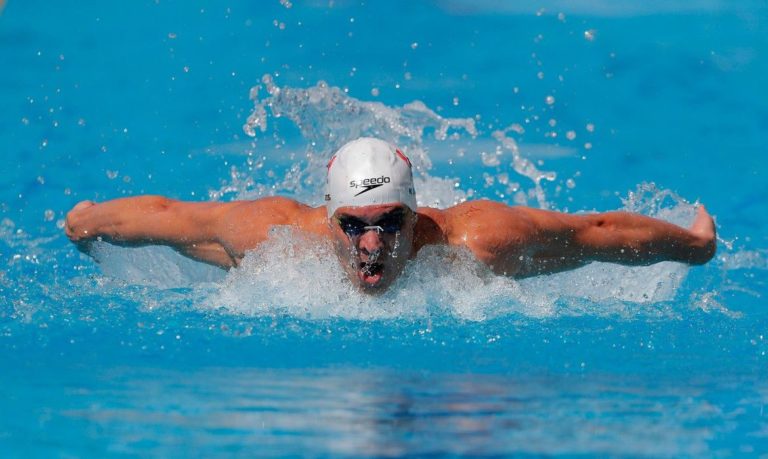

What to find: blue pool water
left=2, top=0, right=768, bottom=456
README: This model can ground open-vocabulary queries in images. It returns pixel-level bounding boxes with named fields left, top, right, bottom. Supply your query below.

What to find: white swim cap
left=325, top=137, right=417, bottom=217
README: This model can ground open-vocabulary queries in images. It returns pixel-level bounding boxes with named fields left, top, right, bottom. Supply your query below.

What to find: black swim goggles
left=335, top=210, right=406, bottom=238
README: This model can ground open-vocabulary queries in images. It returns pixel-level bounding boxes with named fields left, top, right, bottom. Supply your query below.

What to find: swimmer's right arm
left=65, top=196, right=297, bottom=268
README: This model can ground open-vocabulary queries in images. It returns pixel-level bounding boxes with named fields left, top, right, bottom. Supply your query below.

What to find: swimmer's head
left=325, top=137, right=417, bottom=218
left=325, top=138, right=418, bottom=292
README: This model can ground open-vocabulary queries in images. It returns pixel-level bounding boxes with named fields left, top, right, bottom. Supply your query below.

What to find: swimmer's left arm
left=449, top=201, right=715, bottom=277
left=515, top=206, right=717, bottom=276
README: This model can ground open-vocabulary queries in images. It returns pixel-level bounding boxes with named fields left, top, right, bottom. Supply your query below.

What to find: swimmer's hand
left=65, top=200, right=97, bottom=241
left=65, top=200, right=98, bottom=255
left=686, top=205, right=717, bottom=265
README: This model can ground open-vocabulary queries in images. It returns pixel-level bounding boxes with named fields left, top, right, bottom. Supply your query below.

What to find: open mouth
left=358, top=262, right=384, bottom=285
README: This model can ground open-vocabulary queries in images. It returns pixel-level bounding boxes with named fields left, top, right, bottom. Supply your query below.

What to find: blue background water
left=2, top=0, right=768, bottom=456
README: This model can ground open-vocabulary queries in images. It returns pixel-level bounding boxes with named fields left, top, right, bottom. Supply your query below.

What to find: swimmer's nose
left=358, top=230, right=384, bottom=259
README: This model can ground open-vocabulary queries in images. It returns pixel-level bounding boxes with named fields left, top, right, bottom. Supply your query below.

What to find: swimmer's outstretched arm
left=65, top=196, right=307, bottom=268
left=448, top=201, right=716, bottom=277
left=514, top=205, right=717, bottom=276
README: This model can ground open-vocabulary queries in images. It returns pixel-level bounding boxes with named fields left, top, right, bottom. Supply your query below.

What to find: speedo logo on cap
left=350, top=176, right=390, bottom=196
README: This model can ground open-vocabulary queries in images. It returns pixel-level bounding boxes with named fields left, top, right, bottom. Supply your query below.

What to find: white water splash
left=204, top=227, right=523, bottom=321
left=91, top=244, right=225, bottom=288
left=621, top=182, right=696, bottom=225
left=239, top=76, right=478, bottom=208
left=719, top=250, right=768, bottom=271
left=236, top=77, right=561, bottom=212
left=493, top=125, right=557, bottom=209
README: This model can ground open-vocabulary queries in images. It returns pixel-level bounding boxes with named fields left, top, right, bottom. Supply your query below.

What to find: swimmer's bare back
left=66, top=196, right=716, bottom=276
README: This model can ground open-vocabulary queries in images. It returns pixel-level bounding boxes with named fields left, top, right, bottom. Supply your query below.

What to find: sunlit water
left=2, top=0, right=767, bottom=456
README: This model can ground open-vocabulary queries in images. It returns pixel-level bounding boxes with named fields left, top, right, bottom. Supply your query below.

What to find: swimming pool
left=2, top=0, right=767, bottom=456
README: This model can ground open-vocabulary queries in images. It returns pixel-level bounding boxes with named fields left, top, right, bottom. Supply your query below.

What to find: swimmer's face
left=330, top=204, right=416, bottom=293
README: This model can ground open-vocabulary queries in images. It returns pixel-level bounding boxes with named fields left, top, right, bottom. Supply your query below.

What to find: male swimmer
left=66, top=137, right=716, bottom=293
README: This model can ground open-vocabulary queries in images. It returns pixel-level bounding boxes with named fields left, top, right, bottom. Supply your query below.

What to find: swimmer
left=65, top=137, right=716, bottom=293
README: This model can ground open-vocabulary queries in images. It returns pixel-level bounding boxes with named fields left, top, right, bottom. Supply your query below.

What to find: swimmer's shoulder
left=414, top=207, right=449, bottom=248
left=216, top=196, right=328, bottom=240
left=235, top=196, right=329, bottom=233
left=215, top=196, right=298, bottom=222
left=422, top=200, right=536, bottom=246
